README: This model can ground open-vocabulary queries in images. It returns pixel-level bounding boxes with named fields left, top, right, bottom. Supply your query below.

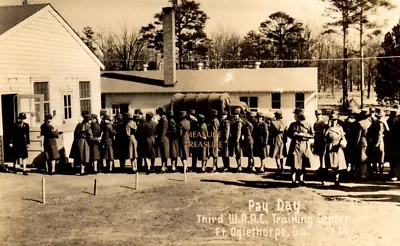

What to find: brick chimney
left=254, top=61, right=261, bottom=69
left=162, top=7, right=176, bottom=87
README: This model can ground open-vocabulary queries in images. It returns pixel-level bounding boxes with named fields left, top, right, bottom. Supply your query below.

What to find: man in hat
left=40, top=114, right=61, bottom=175
left=71, top=111, right=93, bottom=175
left=286, top=108, right=314, bottom=186
left=90, top=114, right=102, bottom=173
left=387, top=110, right=398, bottom=180
left=142, top=112, right=157, bottom=174
left=356, top=109, right=372, bottom=180
left=178, top=111, right=191, bottom=172
left=368, top=109, right=389, bottom=177
left=220, top=110, right=230, bottom=172
left=188, top=109, right=199, bottom=171
left=230, top=108, right=244, bottom=172
left=253, top=112, right=269, bottom=173
left=101, top=114, right=115, bottom=172
left=209, top=109, right=220, bottom=172
left=198, top=114, right=209, bottom=172
left=166, top=110, right=179, bottom=172
left=124, top=113, right=138, bottom=173
left=242, top=112, right=255, bottom=172
left=156, top=107, right=170, bottom=173
left=313, top=109, right=327, bottom=171
left=9, top=113, right=30, bottom=175
left=270, top=110, right=287, bottom=173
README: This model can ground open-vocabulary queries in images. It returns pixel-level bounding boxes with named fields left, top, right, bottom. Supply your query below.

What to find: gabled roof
left=0, top=3, right=47, bottom=35
left=0, top=3, right=104, bottom=70
left=101, top=67, right=318, bottom=94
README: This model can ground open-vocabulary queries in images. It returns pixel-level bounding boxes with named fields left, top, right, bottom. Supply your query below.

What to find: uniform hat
left=274, top=110, right=283, bottom=115
left=331, top=110, right=339, bottom=115
left=256, top=112, right=264, bottom=118
left=91, top=114, right=98, bottom=120
left=250, top=112, right=257, bottom=117
left=198, top=114, right=205, bottom=120
left=81, top=110, right=90, bottom=117
left=211, top=109, right=218, bottom=116
left=45, top=114, right=53, bottom=120
left=180, top=111, right=187, bottom=118
left=315, top=109, right=322, bottom=115
left=329, top=112, right=339, bottom=120
left=134, top=109, right=143, bottom=115
left=375, top=108, right=381, bottom=113
left=222, top=110, right=228, bottom=116
left=166, top=110, right=173, bottom=117
left=124, top=113, right=133, bottom=120
left=390, top=110, right=398, bottom=117
left=189, top=109, right=196, bottom=115
left=100, top=110, right=107, bottom=116
left=293, top=108, right=304, bottom=115
left=234, top=108, right=241, bottom=115
left=104, top=114, right=111, bottom=121
left=157, top=107, right=166, bottom=115
left=360, top=109, right=369, bottom=117
left=376, top=111, right=385, bottom=117
left=146, top=112, right=154, bottom=118
left=18, top=113, right=27, bottom=120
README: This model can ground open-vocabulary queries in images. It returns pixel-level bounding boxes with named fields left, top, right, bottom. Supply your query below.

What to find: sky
left=1, top=0, right=400, bottom=39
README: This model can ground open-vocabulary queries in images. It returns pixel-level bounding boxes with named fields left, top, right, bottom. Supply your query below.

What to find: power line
left=100, top=55, right=400, bottom=62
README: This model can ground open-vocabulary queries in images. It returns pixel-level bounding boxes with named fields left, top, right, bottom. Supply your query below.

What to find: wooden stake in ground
left=42, top=178, right=46, bottom=204
left=135, top=172, right=139, bottom=190
left=94, top=179, right=97, bottom=196
left=184, top=162, right=187, bottom=182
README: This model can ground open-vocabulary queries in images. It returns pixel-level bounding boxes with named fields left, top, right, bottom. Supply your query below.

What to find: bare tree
left=208, top=26, right=242, bottom=68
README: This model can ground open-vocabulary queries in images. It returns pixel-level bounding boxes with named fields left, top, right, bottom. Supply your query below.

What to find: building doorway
left=1, top=94, right=17, bottom=163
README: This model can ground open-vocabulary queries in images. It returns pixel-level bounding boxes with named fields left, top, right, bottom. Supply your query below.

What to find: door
left=2, top=94, right=18, bottom=162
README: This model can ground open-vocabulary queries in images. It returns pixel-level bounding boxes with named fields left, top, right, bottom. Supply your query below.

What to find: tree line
left=79, top=0, right=400, bottom=106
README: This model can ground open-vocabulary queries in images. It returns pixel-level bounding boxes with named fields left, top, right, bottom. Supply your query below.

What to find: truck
left=164, top=93, right=248, bottom=120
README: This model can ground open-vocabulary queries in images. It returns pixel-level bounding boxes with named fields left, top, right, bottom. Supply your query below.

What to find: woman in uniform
left=198, top=114, right=209, bottom=173
left=243, top=112, right=255, bottom=173
left=167, top=111, right=179, bottom=172
left=142, top=112, right=157, bottom=174
left=101, top=115, right=115, bottom=172
left=40, top=114, right=61, bottom=175
left=91, top=114, right=102, bottom=174
left=253, top=112, right=269, bottom=173
left=72, top=111, right=93, bottom=176
left=269, top=110, right=287, bottom=173
left=286, top=109, right=314, bottom=187
left=178, top=111, right=191, bottom=172
left=125, top=113, right=138, bottom=173
left=10, top=113, right=30, bottom=175
left=321, top=111, right=347, bottom=187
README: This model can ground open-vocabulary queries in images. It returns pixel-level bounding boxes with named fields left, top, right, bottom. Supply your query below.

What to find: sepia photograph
left=1, top=0, right=400, bottom=245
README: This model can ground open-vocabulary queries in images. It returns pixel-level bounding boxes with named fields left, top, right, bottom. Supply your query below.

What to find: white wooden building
left=0, top=4, right=104, bottom=165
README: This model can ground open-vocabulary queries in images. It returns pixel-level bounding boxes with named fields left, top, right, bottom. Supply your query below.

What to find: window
left=240, top=96, right=258, bottom=112
left=271, top=93, right=281, bottom=109
left=295, top=93, right=305, bottom=109
left=34, top=82, right=50, bottom=122
left=112, top=104, right=120, bottom=115
left=79, top=81, right=91, bottom=113
left=64, top=95, right=72, bottom=119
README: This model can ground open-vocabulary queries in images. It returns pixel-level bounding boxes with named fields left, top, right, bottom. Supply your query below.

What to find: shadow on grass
left=120, top=185, right=135, bottom=190
left=200, top=179, right=292, bottom=189
left=81, top=191, right=94, bottom=196
left=22, top=198, right=42, bottom=204
left=323, top=194, right=400, bottom=204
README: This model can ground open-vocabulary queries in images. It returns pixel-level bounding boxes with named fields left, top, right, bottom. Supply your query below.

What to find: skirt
left=129, top=136, right=138, bottom=159
left=90, top=142, right=101, bottom=161
left=102, top=145, right=114, bottom=161
left=179, top=140, right=190, bottom=160
left=170, top=139, right=179, bottom=158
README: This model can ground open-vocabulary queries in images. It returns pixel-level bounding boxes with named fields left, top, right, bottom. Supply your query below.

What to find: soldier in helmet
left=286, top=109, right=314, bottom=187
left=209, top=109, right=220, bottom=172
left=230, top=108, right=244, bottom=172
left=40, top=114, right=62, bottom=175
left=198, top=114, right=209, bottom=172
left=253, top=112, right=269, bottom=173
left=9, top=113, right=30, bottom=175
left=178, top=111, right=191, bottom=172
left=243, top=112, right=255, bottom=172
left=156, top=107, right=169, bottom=173
left=220, top=110, right=230, bottom=172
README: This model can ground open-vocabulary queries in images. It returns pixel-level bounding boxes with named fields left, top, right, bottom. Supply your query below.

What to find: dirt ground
left=1, top=157, right=400, bottom=246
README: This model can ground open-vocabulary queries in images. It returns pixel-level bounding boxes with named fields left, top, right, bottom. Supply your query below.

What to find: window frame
left=63, top=94, right=72, bottom=120
left=79, top=81, right=91, bottom=113
left=239, top=96, right=258, bottom=111
left=295, top=92, right=305, bottom=109
left=33, top=82, right=50, bottom=123
left=271, top=93, right=281, bottom=109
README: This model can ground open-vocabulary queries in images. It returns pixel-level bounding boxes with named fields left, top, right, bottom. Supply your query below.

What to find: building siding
left=0, top=8, right=102, bottom=163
